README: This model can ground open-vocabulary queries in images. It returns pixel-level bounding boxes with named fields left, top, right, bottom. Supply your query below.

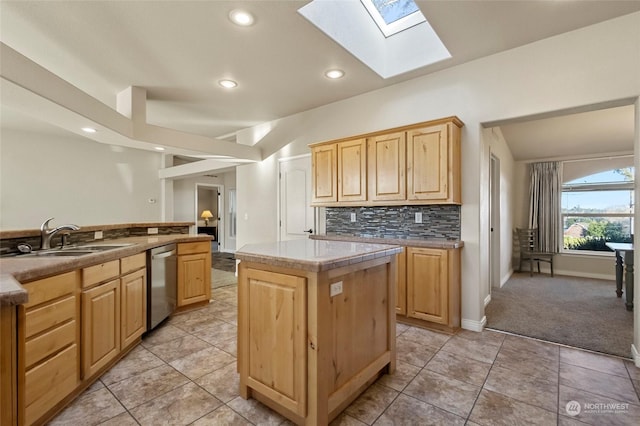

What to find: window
left=562, top=164, right=634, bottom=252
left=361, top=0, right=426, bottom=37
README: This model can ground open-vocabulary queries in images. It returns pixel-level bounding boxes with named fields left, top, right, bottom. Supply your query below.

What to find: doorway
left=489, top=154, right=501, bottom=293
left=195, top=183, right=224, bottom=252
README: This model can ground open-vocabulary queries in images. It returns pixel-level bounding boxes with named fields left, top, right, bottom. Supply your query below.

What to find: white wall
left=0, top=129, right=162, bottom=229
left=237, top=13, right=640, bottom=331
left=222, top=171, right=236, bottom=252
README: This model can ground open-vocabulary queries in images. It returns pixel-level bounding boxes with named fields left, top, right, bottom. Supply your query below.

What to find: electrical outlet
left=148, top=227, right=159, bottom=235
left=415, top=212, right=423, bottom=224
left=94, top=230, right=103, bottom=240
left=350, top=212, right=356, bottom=222
left=330, top=281, right=343, bottom=297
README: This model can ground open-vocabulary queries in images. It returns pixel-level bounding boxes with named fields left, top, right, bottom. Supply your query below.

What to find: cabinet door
left=311, top=144, right=337, bottom=204
left=407, top=124, right=449, bottom=201
left=395, top=248, right=407, bottom=315
left=178, top=253, right=211, bottom=307
left=121, top=268, right=147, bottom=349
left=406, top=247, right=449, bottom=324
left=368, top=132, right=406, bottom=201
left=82, top=280, right=120, bottom=379
left=338, top=138, right=367, bottom=202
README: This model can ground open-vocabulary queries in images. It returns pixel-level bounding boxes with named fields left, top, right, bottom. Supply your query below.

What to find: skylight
left=298, top=0, right=450, bottom=79
left=361, top=0, right=426, bottom=38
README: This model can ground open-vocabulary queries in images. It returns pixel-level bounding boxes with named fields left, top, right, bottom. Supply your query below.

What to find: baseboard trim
left=484, top=294, right=491, bottom=307
left=632, top=344, right=640, bottom=367
left=462, top=316, right=486, bottom=332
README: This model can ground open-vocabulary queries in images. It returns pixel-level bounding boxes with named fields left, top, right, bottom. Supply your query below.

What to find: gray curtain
left=528, top=162, right=562, bottom=253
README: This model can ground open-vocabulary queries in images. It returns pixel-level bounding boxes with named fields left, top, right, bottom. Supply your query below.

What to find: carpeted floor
left=486, top=272, right=634, bottom=358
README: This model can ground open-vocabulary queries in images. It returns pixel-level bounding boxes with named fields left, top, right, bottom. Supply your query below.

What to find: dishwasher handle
left=152, top=250, right=176, bottom=260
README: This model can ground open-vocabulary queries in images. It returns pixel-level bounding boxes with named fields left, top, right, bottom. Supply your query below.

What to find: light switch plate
left=330, top=281, right=343, bottom=297
left=350, top=213, right=356, bottom=222
left=415, top=212, right=423, bottom=223
left=94, top=231, right=103, bottom=240
left=148, top=227, right=159, bottom=235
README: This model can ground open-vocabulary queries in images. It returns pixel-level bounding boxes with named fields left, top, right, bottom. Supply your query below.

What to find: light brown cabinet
left=310, top=117, right=462, bottom=206
left=396, top=246, right=461, bottom=333
left=120, top=253, right=147, bottom=349
left=177, top=241, right=212, bottom=308
left=18, top=271, right=80, bottom=426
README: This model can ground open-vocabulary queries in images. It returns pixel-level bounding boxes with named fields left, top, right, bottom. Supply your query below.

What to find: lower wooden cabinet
left=397, top=246, right=461, bottom=332
left=18, top=271, right=81, bottom=426
left=177, top=242, right=212, bottom=307
left=120, top=268, right=147, bottom=348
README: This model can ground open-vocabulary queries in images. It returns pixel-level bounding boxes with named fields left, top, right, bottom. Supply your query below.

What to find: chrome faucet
left=40, top=217, right=80, bottom=250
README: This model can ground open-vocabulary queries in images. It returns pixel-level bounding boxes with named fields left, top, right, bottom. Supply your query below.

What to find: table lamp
left=201, top=210, right=213, bottom=226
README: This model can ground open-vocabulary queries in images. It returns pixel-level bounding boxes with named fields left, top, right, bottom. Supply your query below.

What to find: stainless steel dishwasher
left=147, top=244, right=177, bottom=330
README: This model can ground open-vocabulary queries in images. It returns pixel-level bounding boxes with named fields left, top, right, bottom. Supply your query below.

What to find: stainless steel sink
left=32, top=250, right=96, bottom=257
left=74, top=243, right=133, bottom=251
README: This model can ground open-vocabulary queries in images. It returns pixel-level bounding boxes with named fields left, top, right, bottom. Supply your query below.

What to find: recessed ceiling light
left=219, top=79, right=238, bottom=89
left=229, top=9, right=255, bottom=26
left=81, top=127, right=97, bottom=133
left=154, top=147, right=165, bottom=151
left=325, top=69, right=345, bottom=79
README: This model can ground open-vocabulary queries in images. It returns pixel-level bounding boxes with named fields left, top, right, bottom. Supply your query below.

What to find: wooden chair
left=516, top=228, right=555, bottom=277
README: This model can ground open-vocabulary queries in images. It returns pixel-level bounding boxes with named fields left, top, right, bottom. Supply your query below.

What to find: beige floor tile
left=330, top=413, right=368, bottom=425
left=624, top=360, right=640, bottom=381
left=48, top=387, right=125, bottom=426
left=373, top=393, right=465, bottom=425
left=171, top=313, right=226, bottom=334
left=456, top=329, right=505, bottom=348
left=193, top=320, right=237, bottom=346
left=469, top=389, right=557, bottom=426
left=215, top=337, right=238, bottom=357
left=169, top=346, right=235, bottom=380
left=398, top=326, right=452, bottom=349
left=403, top=369, right=481, bottom=418
left=227, top=396, right=286, bottom=425
left=195, top=362, right=240, bottom=403
left=557, top=416, right=591, bottom=426
left=129, top=382, right=222, bottom=425
left=395, top=337, right=437, bottom=368
left=344, top=383, right=399, bottom=424
left=484, top=364, right=558, bottom=410
left=560, top=364, right=640, bottom=404
left=100, top=345, right=165, bottom=386
left=425, top=350, right=492, bottom=387
left=145, top=334, right=212, bottom=363
left=96, top=411, right=140, bottom=426
left=141, top=324, right=189, bottom=347
left=191, top=405, right=252, bottom=425
left=493, top=344, right=559, bottom=383
left=376, top=361, right=421, bottom=392
left=560, top=346, right=629, bottom=378
left=395, top=322, right=410, bottom=336
left=501, top=334, right=559, bottom=361
left=558, top=384, right=640, bottom=426
left=85, top=379, right=105, bottom=393
left=107, top=364, right=190, bottom=409
left=440, top=335, right=500, bottom=364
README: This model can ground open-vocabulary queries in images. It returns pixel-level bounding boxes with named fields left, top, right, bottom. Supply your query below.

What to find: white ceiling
left=1, top=0, right=639, bottom=160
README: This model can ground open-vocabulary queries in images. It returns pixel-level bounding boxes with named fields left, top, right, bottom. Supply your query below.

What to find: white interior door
left=490, top=154, right=501, bottom=290
left=279, top=155, right=314, bottom=241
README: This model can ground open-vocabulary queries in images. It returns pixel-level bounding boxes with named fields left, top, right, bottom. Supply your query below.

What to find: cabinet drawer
left=25, top=343, right=78, bottom=425
left=178, top=241, right=210, bottom=255
left=121, top=252, right=146, bottom=275
left=25, top=320, right=76, bottom=369
left=25, top=295, right=76, bottom=338
left=83, top=260, right=120, bottom=288
left=23, top=271, right=78, bottom=309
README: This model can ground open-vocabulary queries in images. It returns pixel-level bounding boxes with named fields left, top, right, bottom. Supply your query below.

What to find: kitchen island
left=236, top=239, right=402, bottom=425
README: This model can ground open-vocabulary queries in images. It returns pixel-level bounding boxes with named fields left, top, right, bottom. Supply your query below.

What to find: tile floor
left=49, top=284, right=640, bottom=426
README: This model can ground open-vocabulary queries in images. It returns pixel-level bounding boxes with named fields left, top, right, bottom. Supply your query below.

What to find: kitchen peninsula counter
left=311, top=233, right=464, bottom=249
left=236, top=239, right=401, bottom=425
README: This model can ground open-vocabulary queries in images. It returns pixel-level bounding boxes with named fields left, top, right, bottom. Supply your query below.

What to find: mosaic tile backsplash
left=325, top=205, right=461, bottom=240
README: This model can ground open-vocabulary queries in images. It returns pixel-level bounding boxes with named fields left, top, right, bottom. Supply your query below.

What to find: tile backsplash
left=325, top=205, right=460, bottom=240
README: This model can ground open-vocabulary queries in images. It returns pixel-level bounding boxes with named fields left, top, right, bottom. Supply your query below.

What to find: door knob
left=304, top=229, right=313, bottom=234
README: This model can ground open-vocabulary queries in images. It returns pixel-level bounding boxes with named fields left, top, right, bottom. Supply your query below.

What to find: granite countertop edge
left=0, top=234, right=212, bottom=305
left=236, top=240, right=403, bottom=272
left=310, top=234, right=464, bottom=249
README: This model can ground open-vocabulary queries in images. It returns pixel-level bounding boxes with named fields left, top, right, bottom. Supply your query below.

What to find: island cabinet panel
left=368, top=132, right=406, bottom=201
left=244, top=269, right=307, bottom=417
left=19, top=271, right=80, bottom=426
left=177, top=252, right=211, bottom=306
left=337, top=138, right=367, bottom=202
left=82, top=279, right=121, bottom=379
left=311, top=143, right=337, bottom=203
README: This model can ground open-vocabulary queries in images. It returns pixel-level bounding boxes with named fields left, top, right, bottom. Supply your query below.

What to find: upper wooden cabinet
left=310, top=116, right=462, bottom=206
